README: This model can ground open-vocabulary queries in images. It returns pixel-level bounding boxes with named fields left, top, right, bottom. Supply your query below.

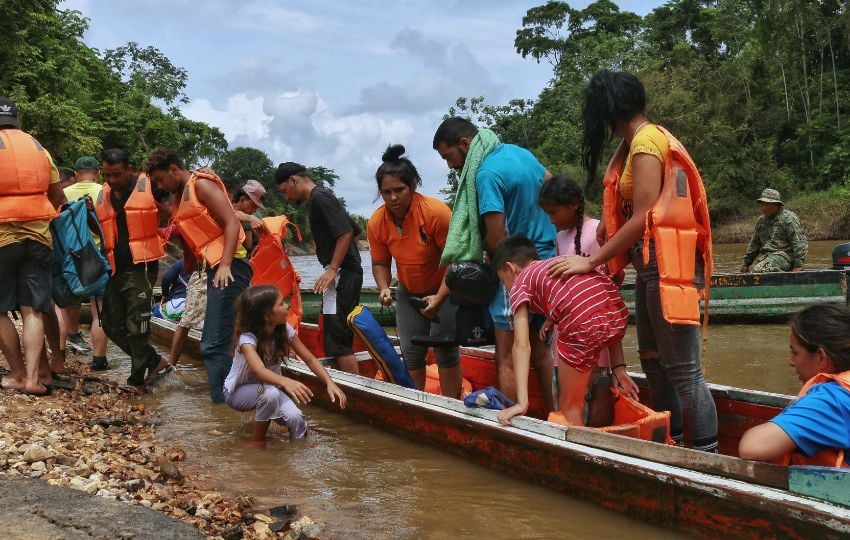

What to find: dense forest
left=447, top=0, right=850, bottom=231
left=4, top=1, right=849, bottom=239
left=0, top=0, right=361, bottom=241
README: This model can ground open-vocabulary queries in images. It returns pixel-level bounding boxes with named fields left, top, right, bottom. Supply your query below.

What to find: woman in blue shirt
left=739, top=304, right=850, bottom=466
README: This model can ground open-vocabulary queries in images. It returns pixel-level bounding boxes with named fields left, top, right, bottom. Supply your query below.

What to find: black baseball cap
left=0, top=97, right=19, bottom=128
left=275, top=162, right=307, bottom=184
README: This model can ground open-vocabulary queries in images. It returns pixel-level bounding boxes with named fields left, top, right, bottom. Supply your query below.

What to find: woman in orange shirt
left=367, top=145, right=462, bottom=397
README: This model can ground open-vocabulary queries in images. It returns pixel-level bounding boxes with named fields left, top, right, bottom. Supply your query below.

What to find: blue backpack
left=50, top=197, right=111, bottom=307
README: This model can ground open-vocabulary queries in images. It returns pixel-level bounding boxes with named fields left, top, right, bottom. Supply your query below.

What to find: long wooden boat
left=295, top=270, right=850, bottom=325
left=620, top=269, right=850, bottom=323
left=149, top=317, right=850, bottom=538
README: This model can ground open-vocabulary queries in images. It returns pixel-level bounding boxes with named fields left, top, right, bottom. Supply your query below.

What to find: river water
left=138, top=240, right=844, bottom=538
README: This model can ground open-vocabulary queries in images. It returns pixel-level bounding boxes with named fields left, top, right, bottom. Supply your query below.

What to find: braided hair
left=539, top=174, right=587, bottom=256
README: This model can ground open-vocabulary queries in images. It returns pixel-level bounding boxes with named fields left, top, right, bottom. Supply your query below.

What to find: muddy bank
left=0, top=475, right=201, bottom=539
left=0, top=358, right=324, bottom=539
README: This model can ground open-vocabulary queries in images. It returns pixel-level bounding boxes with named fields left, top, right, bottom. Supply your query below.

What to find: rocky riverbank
left=0, top=359, right=324, bottom=539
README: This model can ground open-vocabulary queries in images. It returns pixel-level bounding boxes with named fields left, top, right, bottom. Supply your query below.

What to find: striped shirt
left=509, top=259, right=628, bottom=369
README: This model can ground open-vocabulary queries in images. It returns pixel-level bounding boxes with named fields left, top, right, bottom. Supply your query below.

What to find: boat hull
left=148, top=317, right=850, bottom=537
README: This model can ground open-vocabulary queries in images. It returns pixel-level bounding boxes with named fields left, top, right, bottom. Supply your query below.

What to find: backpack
left=50, top=197, right=111, bottom=307
left=454, top=304, right=495, bottom=347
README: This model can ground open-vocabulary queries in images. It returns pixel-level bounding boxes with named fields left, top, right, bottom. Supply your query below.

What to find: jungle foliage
left=450, top=0, right=850, bottom=222
left=0, top=1, right=355, bottom=243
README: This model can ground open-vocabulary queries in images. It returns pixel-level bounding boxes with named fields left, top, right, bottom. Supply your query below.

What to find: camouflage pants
left=751, top=253, right=792, bottom=273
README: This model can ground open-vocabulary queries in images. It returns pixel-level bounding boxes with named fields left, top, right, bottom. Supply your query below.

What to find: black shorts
left=0, top=240, right=53, bottom=314
left=322, top=268, right=362, bottom=357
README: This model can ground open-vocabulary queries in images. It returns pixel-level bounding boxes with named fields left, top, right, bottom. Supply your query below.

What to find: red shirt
left=509, top=260, right=629, bottom=369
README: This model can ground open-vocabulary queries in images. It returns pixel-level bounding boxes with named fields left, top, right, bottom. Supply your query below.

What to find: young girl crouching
left=223, top=285, right=347, bottom=446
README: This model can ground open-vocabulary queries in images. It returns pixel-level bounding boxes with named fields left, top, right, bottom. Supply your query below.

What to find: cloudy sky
left=60, top=0, right=657, bottom=217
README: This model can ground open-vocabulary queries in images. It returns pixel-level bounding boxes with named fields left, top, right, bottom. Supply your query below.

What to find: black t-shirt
left=308, top=186, right=362, bottom=273
left=110, top=175, right=158, bottom=274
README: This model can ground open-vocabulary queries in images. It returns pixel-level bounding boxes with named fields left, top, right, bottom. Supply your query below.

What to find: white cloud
left=182, top=94, right=271, bottom=142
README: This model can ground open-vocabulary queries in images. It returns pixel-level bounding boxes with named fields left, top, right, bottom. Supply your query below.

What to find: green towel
left=440, top=129, right=501, bottom=265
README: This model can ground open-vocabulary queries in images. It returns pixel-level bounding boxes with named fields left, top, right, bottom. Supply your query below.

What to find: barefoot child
left=538, top=175, right=638, bottom=399
left=224, top=285, right=347, bottom=446
left=493, top=236, right=630, bottom=426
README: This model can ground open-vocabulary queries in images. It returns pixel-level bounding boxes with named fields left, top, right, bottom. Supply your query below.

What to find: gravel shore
left=0, top=357, right=323, bottom=539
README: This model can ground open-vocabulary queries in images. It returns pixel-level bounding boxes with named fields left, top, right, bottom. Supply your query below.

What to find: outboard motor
left=832, top=242, right=850, bottom=270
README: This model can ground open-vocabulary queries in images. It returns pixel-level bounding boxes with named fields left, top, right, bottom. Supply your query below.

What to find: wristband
left=610, top=363, right=627, bottom=371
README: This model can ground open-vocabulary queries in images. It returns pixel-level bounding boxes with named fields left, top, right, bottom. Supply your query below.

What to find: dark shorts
left=0, top=240, right=53, bottom=313
left=322, top=268, right=362, bottom=357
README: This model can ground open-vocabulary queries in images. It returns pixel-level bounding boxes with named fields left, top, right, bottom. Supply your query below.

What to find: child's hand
left=548, top=255, right=594, bottom=277
left=280, top=379, right=314, bottom=405
left=496, top=402, right=528, bottom=426
left=538, top=320, right=553, bottom=342
left=327, top=382, right=347, bottom=409
left=612, top=367, right=640, bottom=401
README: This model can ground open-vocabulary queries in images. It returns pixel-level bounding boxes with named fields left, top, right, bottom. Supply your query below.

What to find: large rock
left=23, top=444, right=51, bottom=463
left=69, top=477, right=99, bottom=495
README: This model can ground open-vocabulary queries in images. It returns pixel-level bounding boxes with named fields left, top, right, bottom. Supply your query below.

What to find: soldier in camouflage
left=741, top=188, right=808, bottom=273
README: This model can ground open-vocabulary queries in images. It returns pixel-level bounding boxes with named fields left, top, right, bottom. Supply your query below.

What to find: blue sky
left=60, top=0, right=660, bottom=216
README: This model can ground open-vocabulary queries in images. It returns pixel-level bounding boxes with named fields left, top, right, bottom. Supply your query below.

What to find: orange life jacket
left=250, top=215, right=303, bottom=330
left=95, top=174, right=165, bottom=273
left=0, top=129, right=58, bottom=223
left=603, top=125, right=713, bottom=326
left=174, top=171, right=245, bottom=268
left=779, top=371, right=850, bottom=468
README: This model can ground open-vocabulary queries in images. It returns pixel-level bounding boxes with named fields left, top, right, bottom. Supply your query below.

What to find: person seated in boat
left=224, top=285, right=347, bottom=447
left=741, top=188, right=808, bottom=273
left=537, top=175, right=639, bottom=402
left=367, top=144, right=463, bottom=397
left=492, top=236, right=632, bottom=426
left=739, top=304, right=850, bottom=466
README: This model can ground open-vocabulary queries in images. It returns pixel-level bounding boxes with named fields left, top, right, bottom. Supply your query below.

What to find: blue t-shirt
left=476, top=144, right=556, bottom=258
left=771, top=382, right=850, bottom=461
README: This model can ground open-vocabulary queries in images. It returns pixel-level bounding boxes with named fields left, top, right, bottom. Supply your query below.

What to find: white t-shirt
left=223, top=326, right=296, bottom=394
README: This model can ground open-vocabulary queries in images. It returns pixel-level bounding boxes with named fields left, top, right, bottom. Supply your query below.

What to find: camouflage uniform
left=743, top=208, right=808, bottom=272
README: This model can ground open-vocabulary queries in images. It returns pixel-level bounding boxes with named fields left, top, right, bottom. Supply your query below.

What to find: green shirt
left=743, top=208, right=808, bottom=269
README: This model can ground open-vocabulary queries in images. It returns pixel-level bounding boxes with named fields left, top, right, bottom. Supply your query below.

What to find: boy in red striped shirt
left=494, top=236, right=631, bottom=426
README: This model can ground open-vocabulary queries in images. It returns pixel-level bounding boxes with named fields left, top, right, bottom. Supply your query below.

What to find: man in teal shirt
left=433, top=117, right=555, bottom=410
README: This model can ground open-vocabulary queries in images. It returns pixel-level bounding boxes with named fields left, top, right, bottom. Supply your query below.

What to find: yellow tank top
left=619, top=124, right=669, bottom=219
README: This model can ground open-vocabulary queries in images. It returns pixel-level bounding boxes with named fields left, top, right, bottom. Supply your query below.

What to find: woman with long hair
left=549, top=70, right=718, bottom=452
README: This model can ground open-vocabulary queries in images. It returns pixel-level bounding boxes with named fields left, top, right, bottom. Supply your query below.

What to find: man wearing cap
left=741, top=188, right=808, bottom=273
left=276, top=162, right=362, bottom=374
left=57, top=156, right=107, bottom=359
left=231, top=179, right=267, bottom=252
left=0, top=97, right=67, bottom=395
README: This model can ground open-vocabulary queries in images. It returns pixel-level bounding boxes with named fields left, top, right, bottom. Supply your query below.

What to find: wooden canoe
left=620, top=269, right=850, bottom=323
left=149, top=317, right=850, bottom=538
left=99, top=269, right=849, bottom=328
left=296, top=270, right=850, bottom=325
